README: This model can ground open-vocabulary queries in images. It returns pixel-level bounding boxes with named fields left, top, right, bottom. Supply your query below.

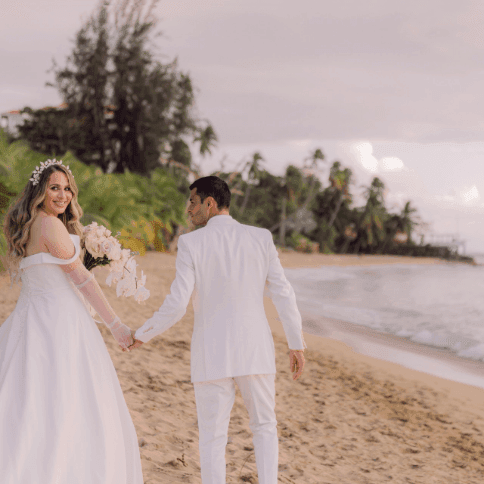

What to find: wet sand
left=2, top=252, right=484, bottom=483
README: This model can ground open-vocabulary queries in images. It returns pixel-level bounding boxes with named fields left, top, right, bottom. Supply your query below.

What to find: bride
left=0, top=160, right=143, bottom=483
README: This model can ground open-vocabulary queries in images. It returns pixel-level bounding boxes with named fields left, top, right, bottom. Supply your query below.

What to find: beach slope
left=2, top=252, right=484, bottom=483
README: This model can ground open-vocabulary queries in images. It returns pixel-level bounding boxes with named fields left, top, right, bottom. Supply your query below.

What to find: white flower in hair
left=29, top=159, right=73, bottom=186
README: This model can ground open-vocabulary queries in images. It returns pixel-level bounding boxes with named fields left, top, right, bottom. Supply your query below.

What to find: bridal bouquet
left=82, top=222, right=150, bottom=303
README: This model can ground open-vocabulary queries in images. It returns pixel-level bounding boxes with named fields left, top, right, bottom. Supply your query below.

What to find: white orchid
left=138, top=270, right=147, bottom=287
left=109, top=258, right=125, bottom=274
left=105, top=269, right=124, bottom=287
left=116, top=274, right=138, bottom=298
left=134, top=286, right=150, bottom=303
left=124, top=257, right=137, bottom=276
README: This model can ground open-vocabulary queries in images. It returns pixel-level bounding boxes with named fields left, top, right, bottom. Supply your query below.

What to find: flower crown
left=29, top=159, right=73, bottom=186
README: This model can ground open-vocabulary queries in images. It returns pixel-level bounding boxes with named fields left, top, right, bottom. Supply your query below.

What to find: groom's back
left=181, top=217, right=272, bottom=325
left=180, top=216, right=278, bottom=380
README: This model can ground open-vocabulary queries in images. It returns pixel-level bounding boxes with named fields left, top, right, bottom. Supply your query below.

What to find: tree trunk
left=302, top=176, right=317, bottom=210
left=328, top=193, right=343, bottom=228
left=340, top=236, right=351, bottom=254
left=238, top=183, right=252, bottom=217
left=231, top=180, right=243, bottom=208
left=279, top=197, right=287, bottom=247
left=269, top=211, right=296, bottom=233
left=353, top=236, right=362, bottom=254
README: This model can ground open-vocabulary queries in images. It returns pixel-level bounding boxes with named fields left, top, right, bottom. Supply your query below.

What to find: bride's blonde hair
left=3, top=163, right=84, bottom=275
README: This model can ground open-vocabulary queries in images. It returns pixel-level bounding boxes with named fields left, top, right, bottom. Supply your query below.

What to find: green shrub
left=288, top=232, right=314, bottom=253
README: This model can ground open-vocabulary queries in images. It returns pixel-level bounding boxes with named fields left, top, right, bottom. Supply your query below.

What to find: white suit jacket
left=135, top=215, right=306, bottom=383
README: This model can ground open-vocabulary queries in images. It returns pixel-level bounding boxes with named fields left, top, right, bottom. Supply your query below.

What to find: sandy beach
left=2, top=252, right=484, bottom=484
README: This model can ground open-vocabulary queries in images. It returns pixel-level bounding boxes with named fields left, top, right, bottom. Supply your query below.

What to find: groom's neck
left=208, top=209, right=230, bottom=221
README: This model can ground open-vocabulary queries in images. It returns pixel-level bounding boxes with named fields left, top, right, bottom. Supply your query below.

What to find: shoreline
left=265, top=296, right=484, bottom=417
left=276, top=251, right=484, bottom=391
left=300, top=311, right=484, bottom=390
left=277, top=251, right=445, bottom=268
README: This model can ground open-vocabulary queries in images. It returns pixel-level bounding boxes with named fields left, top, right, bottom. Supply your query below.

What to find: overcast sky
left=2, top=0, right=484, bottom=252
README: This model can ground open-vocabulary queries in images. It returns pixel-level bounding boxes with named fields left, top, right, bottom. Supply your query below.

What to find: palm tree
left=223, top=157, right=251, bottom=207
left=399, top=201, right=419, bottom=244
left=327, top=161, right=352, bottom=229
left=380, top=201, right=420, bottom=252
left=238, top=152, right=264, bottom=217
left=354, top=177, right=387, bottom=254
left=380, top=213, right=402, bottom=252
left=269, top=149, right=325, bottom=234
left=195, top=123, right=218, bottom=157
left=302, top=148, right=325, bottom=210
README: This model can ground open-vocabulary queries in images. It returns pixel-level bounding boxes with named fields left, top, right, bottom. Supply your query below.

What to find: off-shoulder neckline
left=23, top=234, right=80, bottom=260
left=20, top=234, right=81, bottom=269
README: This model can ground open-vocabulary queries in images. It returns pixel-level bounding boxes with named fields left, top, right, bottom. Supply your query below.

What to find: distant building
left=426, top=233, right=466, bottom=255
left=0, top=110, right=26, bottom=137
left=393, top=231, right=408, bottom=244
left=0, top=103, right=68, bottom=137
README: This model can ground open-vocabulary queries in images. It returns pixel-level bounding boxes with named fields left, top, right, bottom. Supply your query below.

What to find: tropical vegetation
left=0, top=130, right=186, bottom=271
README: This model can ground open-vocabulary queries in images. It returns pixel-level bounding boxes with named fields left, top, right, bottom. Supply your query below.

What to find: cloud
left=460, top=185, right=480, bottom=204
left=381, top=157, right=405, bottom=171
left=346, top=142, right=406, bottom=174
left=350, top=142, right=379, bottom=173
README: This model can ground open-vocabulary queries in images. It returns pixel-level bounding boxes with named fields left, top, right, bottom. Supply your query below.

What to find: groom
left=131, top=175, right=306, bottom=484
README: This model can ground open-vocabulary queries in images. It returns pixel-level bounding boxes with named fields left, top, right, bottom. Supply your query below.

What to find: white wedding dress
left=0, top=235, right=143, bottom=484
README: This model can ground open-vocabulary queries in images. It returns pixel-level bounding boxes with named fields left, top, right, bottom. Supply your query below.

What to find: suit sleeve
left=265, top=231, right=307, bottom=350
left=134, top=236, right=195, bottom=343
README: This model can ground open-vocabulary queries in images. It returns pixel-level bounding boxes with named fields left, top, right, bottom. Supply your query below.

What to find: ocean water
left=284, top=260, right=484, bottom=362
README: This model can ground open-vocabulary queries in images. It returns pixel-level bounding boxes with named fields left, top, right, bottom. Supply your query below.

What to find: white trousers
left=193, top=374, right=278, bottom=484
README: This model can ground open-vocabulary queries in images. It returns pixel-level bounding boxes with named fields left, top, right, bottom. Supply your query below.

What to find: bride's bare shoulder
left=37, top=214, right=75, bottom=259
left=38, top=212, right=67, bottom=230
left=25, top=213, right=52, bottom=256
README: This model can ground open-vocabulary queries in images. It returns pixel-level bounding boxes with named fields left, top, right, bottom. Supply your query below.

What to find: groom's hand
left=121, top=330, right=144, bottom=352
left=119, top=332, right=134, bottom=352
left=289, top=349, right=305, bottom=380
left=129, top=339, right=144, bottom=350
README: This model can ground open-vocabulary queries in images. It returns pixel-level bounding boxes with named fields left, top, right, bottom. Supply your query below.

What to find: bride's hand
left=120, top=334, right=135, bottom=351
left=122, top=330, right=143, bottom=352
left=108, top=320, right=133, bottom=350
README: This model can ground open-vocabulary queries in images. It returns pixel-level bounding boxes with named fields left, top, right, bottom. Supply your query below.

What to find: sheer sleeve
left=65, top=264, right=133, bottom=349
left=40, top=216, right=133, bottom=349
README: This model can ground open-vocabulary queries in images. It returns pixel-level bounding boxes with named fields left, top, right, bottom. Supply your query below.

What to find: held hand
left=118, top=334, right=134, bottom=351
left=122, top=330, right=144, bottom=352
left=120, top=335, right=134, bottom=351
left=106, top=317, right=133, bottom=350
left=289, top=349, right=305, bottom=381
left=115, top=325, right=134, bottom=351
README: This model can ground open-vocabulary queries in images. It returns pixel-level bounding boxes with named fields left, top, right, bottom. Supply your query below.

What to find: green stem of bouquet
left=83, top=252, right=111, bottom=272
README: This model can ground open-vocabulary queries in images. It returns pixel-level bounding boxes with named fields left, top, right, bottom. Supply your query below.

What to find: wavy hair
left=3, top=163, right=84, bottom=276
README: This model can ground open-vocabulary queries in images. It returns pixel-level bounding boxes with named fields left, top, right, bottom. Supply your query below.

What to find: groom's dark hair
left=189, top=176, right=231, bottom=209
